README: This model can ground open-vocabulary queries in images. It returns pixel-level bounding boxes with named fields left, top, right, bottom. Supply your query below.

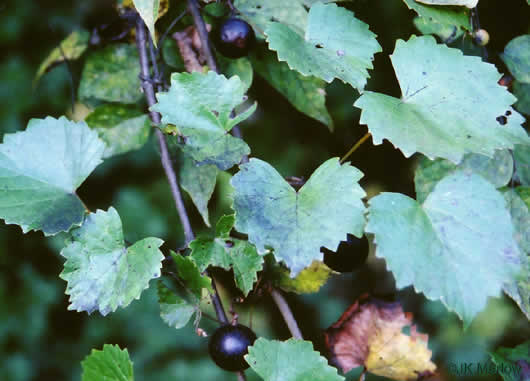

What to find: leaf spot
left=496, top=115, right=508, bottom=125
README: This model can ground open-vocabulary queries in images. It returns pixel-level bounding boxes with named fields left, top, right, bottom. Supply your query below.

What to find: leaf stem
left=340, top=132, right=371, bottom=164
left=77, top=193, right=92, bottom=214
left=470, top=7, right=489, bottom=61
left=270, top=288, right=303, bottom=340
left=157, top=10, right=188, bottom=50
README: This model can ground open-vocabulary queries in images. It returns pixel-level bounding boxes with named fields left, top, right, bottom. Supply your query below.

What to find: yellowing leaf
left=269, top=260, right=332, bottom=294
left=324, top=295, right=436, bottom=380
left=365, top=325, right=436, bottom=380
left=34, top=30, right=90, bottom=86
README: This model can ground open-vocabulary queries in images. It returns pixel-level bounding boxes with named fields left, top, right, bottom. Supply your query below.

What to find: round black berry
left=473, top=29, right=490, bottom=46
left=212, top=18, right=255, bottom=59
left=208, top=324, right=257, bottom=371
left=321, top=234, right=369, bottom=273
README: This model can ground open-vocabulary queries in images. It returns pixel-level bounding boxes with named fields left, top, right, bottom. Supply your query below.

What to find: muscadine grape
left=321, top=234, right=369, bottom=273
left=473, top=29, right=490, bottom=46
left=212, top=18, right=255, bottom=59
left=208, top=324, right=257, bottom=371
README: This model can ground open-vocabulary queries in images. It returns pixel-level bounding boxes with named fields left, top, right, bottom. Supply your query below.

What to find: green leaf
left=234, top=0, right=309, bottom=37
left=229, top=241, right=265, bottom=295
left=517, top=186, right=530, bottom=207
left=85, top=104, right=151, bottom=158
left=501, top=35, right=530, bottom=84
left=189, top=215, right=263, bottom=296
left=250, top=47, right=333, bottom=129
left=161, top=38, right=185, bottom=70
left=157, top=281, right=196, bottom=329
left=502, top=188, right=530, bottom=320
left=513, top=81, right=530, bottom=115
left=234, top=0, right=351, bottom=38
left=245, top=338, right=344, bottom=381
left=34, top=30, right=90, bottom=85
left=265, top=3, right=381, bottom=92
left=82, top=344, right=134, bottom=381
left=60, top=208, right=164, bottom=315
left=132, top=0, right=160, bottom=47
left=231, top=158, right=366, bottom=276
left=402, top=0, right=471, bottom=31
left=0, top=116, right=105, bottom=235
left=79, top=44, right=142, bottom=105
left=489, top=342, right=530, bottom=381
left=190, top=238, right=232, bottom=271
left=366, top=172, right=522, bottom=327
left=204, top=2, right=229, bottom=17
left=218, top=56, right=254, bottom=93
left=178, top=153, right=219, bottom=227
left=152, top=71, right=255, bottom=170
left=216, top=214, right=236, bottom=238
left=171, top=251, right=212, bottom=297
left=355, top=36, right=529, bottom=164
left=514, top=144, right=530, bottom=186
left=413, top=16, right=464, bottom=42
left=414, top=150, right=514, bottom=203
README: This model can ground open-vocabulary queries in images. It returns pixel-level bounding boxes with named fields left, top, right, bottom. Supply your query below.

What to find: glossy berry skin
left=208, top=324, right=257, bottom=371
left=321, top=234, right=369, bottom=273
left=473, top=29, right=490, bottom=46
left=213, top=18, right=255, bottom=58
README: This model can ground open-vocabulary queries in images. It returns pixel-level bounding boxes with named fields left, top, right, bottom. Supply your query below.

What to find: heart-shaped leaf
left=231, top=158, right=365, bottom=276
left=355, top=35, right=529, bottom=163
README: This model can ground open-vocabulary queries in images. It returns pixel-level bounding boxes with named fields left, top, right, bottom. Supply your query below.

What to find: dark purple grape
left=208, top=324, right=257, bottom=371
left=321, top=234, right=369, bottom=273
left=212, top=18, right=255, bottom=59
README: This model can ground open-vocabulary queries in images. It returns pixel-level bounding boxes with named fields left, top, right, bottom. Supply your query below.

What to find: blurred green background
left=0, top=0, right=529, bottom=380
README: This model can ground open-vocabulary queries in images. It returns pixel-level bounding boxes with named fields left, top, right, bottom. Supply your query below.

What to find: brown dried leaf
left=172, top=24, right=213, bottom=73
left=324, top=294, right=436, bottom=381
left=172, top=26, right=203, bottom=73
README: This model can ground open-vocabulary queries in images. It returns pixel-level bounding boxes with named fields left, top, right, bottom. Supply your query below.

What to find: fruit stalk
left=270, top=288, right=303, bottom=340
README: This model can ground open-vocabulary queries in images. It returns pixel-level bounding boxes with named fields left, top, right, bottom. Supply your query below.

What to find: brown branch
left=270, top=288, right=303, bottom=340
left=136, top=15, right=195, bottom=243
left=137, top=13, right=250, bottom=380
left=187, top=0, right=218, bottom=72
left=135, top=15, right=231, bottom=328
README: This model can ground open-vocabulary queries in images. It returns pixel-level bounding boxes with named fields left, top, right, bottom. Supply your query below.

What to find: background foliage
left=0, top=0, right=529, bottom=380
